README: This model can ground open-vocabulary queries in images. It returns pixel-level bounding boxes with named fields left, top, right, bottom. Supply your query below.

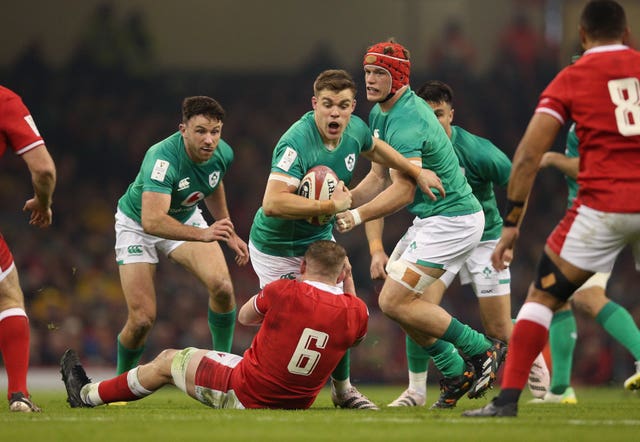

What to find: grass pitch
left=1, top=385, right=638, bottom=441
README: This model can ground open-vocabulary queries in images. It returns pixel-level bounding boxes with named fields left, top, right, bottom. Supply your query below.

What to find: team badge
left=209, top=171, right=220, bottom=188
left=345, top=153, right=356, bottom=172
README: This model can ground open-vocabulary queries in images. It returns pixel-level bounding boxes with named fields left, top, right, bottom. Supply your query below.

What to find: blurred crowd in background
left=1, top=2, right=638, bottom=386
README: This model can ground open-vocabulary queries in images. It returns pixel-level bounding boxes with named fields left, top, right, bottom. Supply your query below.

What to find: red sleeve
left=254, top=279, right=290, bottom=315
left=535, top=69, right=571, bottom=125
left=0, top=89, right=44, bottom=155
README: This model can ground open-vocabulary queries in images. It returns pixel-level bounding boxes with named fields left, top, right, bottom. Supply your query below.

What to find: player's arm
left=365, top=218, right=389, bottom=280
left=492, top=112, right=562, bottom=270
left=336, top=167, right=415, bottom=231
left=21, top=144, right=56, bottom=227
left=238, top=294, right=264, bottom=326
left=203, top=183, right=249, bottom=265
left=350, top=162, right=390, bottom=207
left=539, top=152, right=579, bottom=179
left=261, top=174, right=351, bottom=218
left=140, top=191, right=233, bottom=242
left=362, top=137, right=444, bottom=200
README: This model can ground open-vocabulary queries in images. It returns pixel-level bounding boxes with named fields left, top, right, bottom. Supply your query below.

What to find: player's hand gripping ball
left=297, top=165, right=339, bottom=225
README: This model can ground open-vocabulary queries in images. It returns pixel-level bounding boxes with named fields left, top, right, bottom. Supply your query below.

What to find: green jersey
left=250, top=111, right=374, bottom=256
left=118, top=131, right=234, bottom=224
left=565, top=123, right=579, bottom=208
left=368, top=89, right=481, bottom=217
left=450, top=125, right=511, bottom=241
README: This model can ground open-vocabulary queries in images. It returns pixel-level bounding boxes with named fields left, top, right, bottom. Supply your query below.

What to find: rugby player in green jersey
left=114, top=96, right=249, bottom=374
left=249, top=69, right=444, bottom=409
left=339, top=41, right=504, bottom=404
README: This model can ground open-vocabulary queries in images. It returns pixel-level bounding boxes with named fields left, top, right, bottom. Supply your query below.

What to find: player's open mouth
left=327, top=122, right=341, bottom=134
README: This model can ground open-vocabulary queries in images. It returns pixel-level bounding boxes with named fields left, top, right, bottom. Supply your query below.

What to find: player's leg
left=463, top=247, right=591, bottom=417
left=571, top=274, right=640, bottom=390
left=170, top=241, right=237, bottom=353
left=116, top=262, right=157, bottom=374
left=0, top=242, right=41, bottom=412
left=114, top=209, right=161, bottom=374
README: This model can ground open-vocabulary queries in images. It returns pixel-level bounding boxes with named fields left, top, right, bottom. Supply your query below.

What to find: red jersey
left=535, top=45, right=640, bottom=213
left=0, top=86, right=44, bottom=158
left=231, top=279, right=368, bottom=409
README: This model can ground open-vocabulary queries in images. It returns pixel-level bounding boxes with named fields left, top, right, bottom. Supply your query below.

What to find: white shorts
left=172, top=348, right=245, bottom=409
left=389, top=212, right=484, bottom=275
left=576, top=272, right=610, bottom=292
left=114, top=208, right=208, bottom=265
left=439, top=239, right=511, bottom=298
left=249, top=241, right=303, bottom=288
left=548, top=204, right=640, bottom=273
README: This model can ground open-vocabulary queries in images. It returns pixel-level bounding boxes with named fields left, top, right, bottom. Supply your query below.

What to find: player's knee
left=127, top=313, right=156, bottom=338
left=534, top=252, right=580, bottom=303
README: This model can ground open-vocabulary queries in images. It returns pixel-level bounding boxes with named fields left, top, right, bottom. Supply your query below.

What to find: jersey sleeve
left=0, top=92, right=44, bottom=155
left=354, top=298, right=369, bottom=342
left=535, top=69, right=571, bottom=125
left=138, top=148, right=178, bottom=195
left=350, top=115, right=374, bottom=153
left=270, top=140, right=305, bottom=179
left=255, top=279, right=288, bottom=315
left=476, top=140, right=512, bottom=188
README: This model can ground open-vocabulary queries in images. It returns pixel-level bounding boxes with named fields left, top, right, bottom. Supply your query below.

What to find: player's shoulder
left=216, top=138, right=234, bottom=160
left=0, top=86, right=19, bottom=101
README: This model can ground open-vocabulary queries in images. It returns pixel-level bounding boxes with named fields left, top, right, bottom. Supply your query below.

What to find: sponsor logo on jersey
left=209, top=171, right=220, bottom=188
left=151, top=159, right=170, bottom=182
left=480, top=289, right=494, bottom=295
left=181, top=191, right=205, bottom=207
left=276, top=147, right=298, bottom=171
left=23, top=115, right=41, bottom=137
left=373, top=129, right=380, bottom=138
left=127, top=245, right=143, bottom=255
left=345, top=153, right=356, bottom=172
left=178, top=177, right=190, bottom=191
left=280, top=272, right=297, bottom=280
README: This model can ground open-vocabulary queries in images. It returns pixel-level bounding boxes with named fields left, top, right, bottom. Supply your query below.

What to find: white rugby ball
left=297, top=165, right=339, bottom=225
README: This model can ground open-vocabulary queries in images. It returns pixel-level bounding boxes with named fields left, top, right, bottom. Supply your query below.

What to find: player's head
left=417, top=80, right=454, bottom=138
left=179, top=96, right=225, bottom=163
left=312, top=70, right=357, bottom=146
left=363, top=39, right=411, bottom=103
left=301, top=240, right=348, bottom=284
left=579, top=0, right=628, bottom=47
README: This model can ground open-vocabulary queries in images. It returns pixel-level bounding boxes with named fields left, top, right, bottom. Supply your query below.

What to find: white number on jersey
left=287, top=327, right=329, bottom=376
left=608, top=77, right=640, bottom=136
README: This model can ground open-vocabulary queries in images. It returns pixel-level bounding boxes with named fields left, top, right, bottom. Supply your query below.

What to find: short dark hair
left=304, top=240, right=347, bottom=279
left=580, top=0, right=627, bottom=41
left=416, top=80, right=454, bottom=105
left=313, top=69, right=357, bottom=97
left=182, top=96, right=225, bottom=123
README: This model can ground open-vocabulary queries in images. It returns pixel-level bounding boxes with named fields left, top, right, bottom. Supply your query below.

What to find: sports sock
left=116, top=336, right=145, bottom=375
left=548, top=309, right=576, bottom=394
left=423, top=339, right=465, bottom=378
left=405, top=335, right=429, bottom=394
left=500, top=303, right=552, bottom=396
left=441, top=317, right=491, bottom=357
left=89, top=367, right=153, bottom=405
left=0, top=309, right=30, bottom=399
left=208, top=307, right=236, bottom=352
left=331, top=349, right=351, bottom=393
left=596, top=301, right=640, bottom=360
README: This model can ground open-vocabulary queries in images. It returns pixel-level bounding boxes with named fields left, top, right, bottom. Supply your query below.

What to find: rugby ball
left=297, top=165, right=339, bottom=225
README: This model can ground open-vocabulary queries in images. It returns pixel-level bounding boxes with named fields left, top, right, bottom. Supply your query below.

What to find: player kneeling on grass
left=61, top=241, right=370, bottom=410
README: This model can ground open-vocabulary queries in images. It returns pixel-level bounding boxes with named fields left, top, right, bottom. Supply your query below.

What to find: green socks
left=332, top=349, right=351, bottom=382
left=116, top=336, right=145, bottom=375
left=596, top=301, right=640, bottom=360
left=422, top=338, right=465, bottom=377
left=549, top=309, right=577, bottom=394
left=441, top=318, right=491, bottom=357
left=208, top=308, right=237, bottom=352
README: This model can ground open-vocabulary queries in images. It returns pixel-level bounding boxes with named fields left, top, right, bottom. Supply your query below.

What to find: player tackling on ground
left=61, top=241, right=368, bottom=410
left=464, top=0, right=640, bottom=417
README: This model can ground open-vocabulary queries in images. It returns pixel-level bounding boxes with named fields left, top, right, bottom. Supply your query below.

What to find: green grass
left=2, top=386, right=638, bottom=441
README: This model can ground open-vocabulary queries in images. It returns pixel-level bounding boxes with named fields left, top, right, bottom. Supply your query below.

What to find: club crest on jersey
left=181, top=191, right=205, bottom=207
left=209, top=171, right=220, bottom=188
left=345, top=153, right=356, bottom=172
left=178, top=177, right=190, bottom=191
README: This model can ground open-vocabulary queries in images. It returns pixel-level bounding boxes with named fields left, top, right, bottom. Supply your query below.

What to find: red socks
left=501, top=319, right=549, bottom=390
left=0, top=314, right=30, bottom=399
